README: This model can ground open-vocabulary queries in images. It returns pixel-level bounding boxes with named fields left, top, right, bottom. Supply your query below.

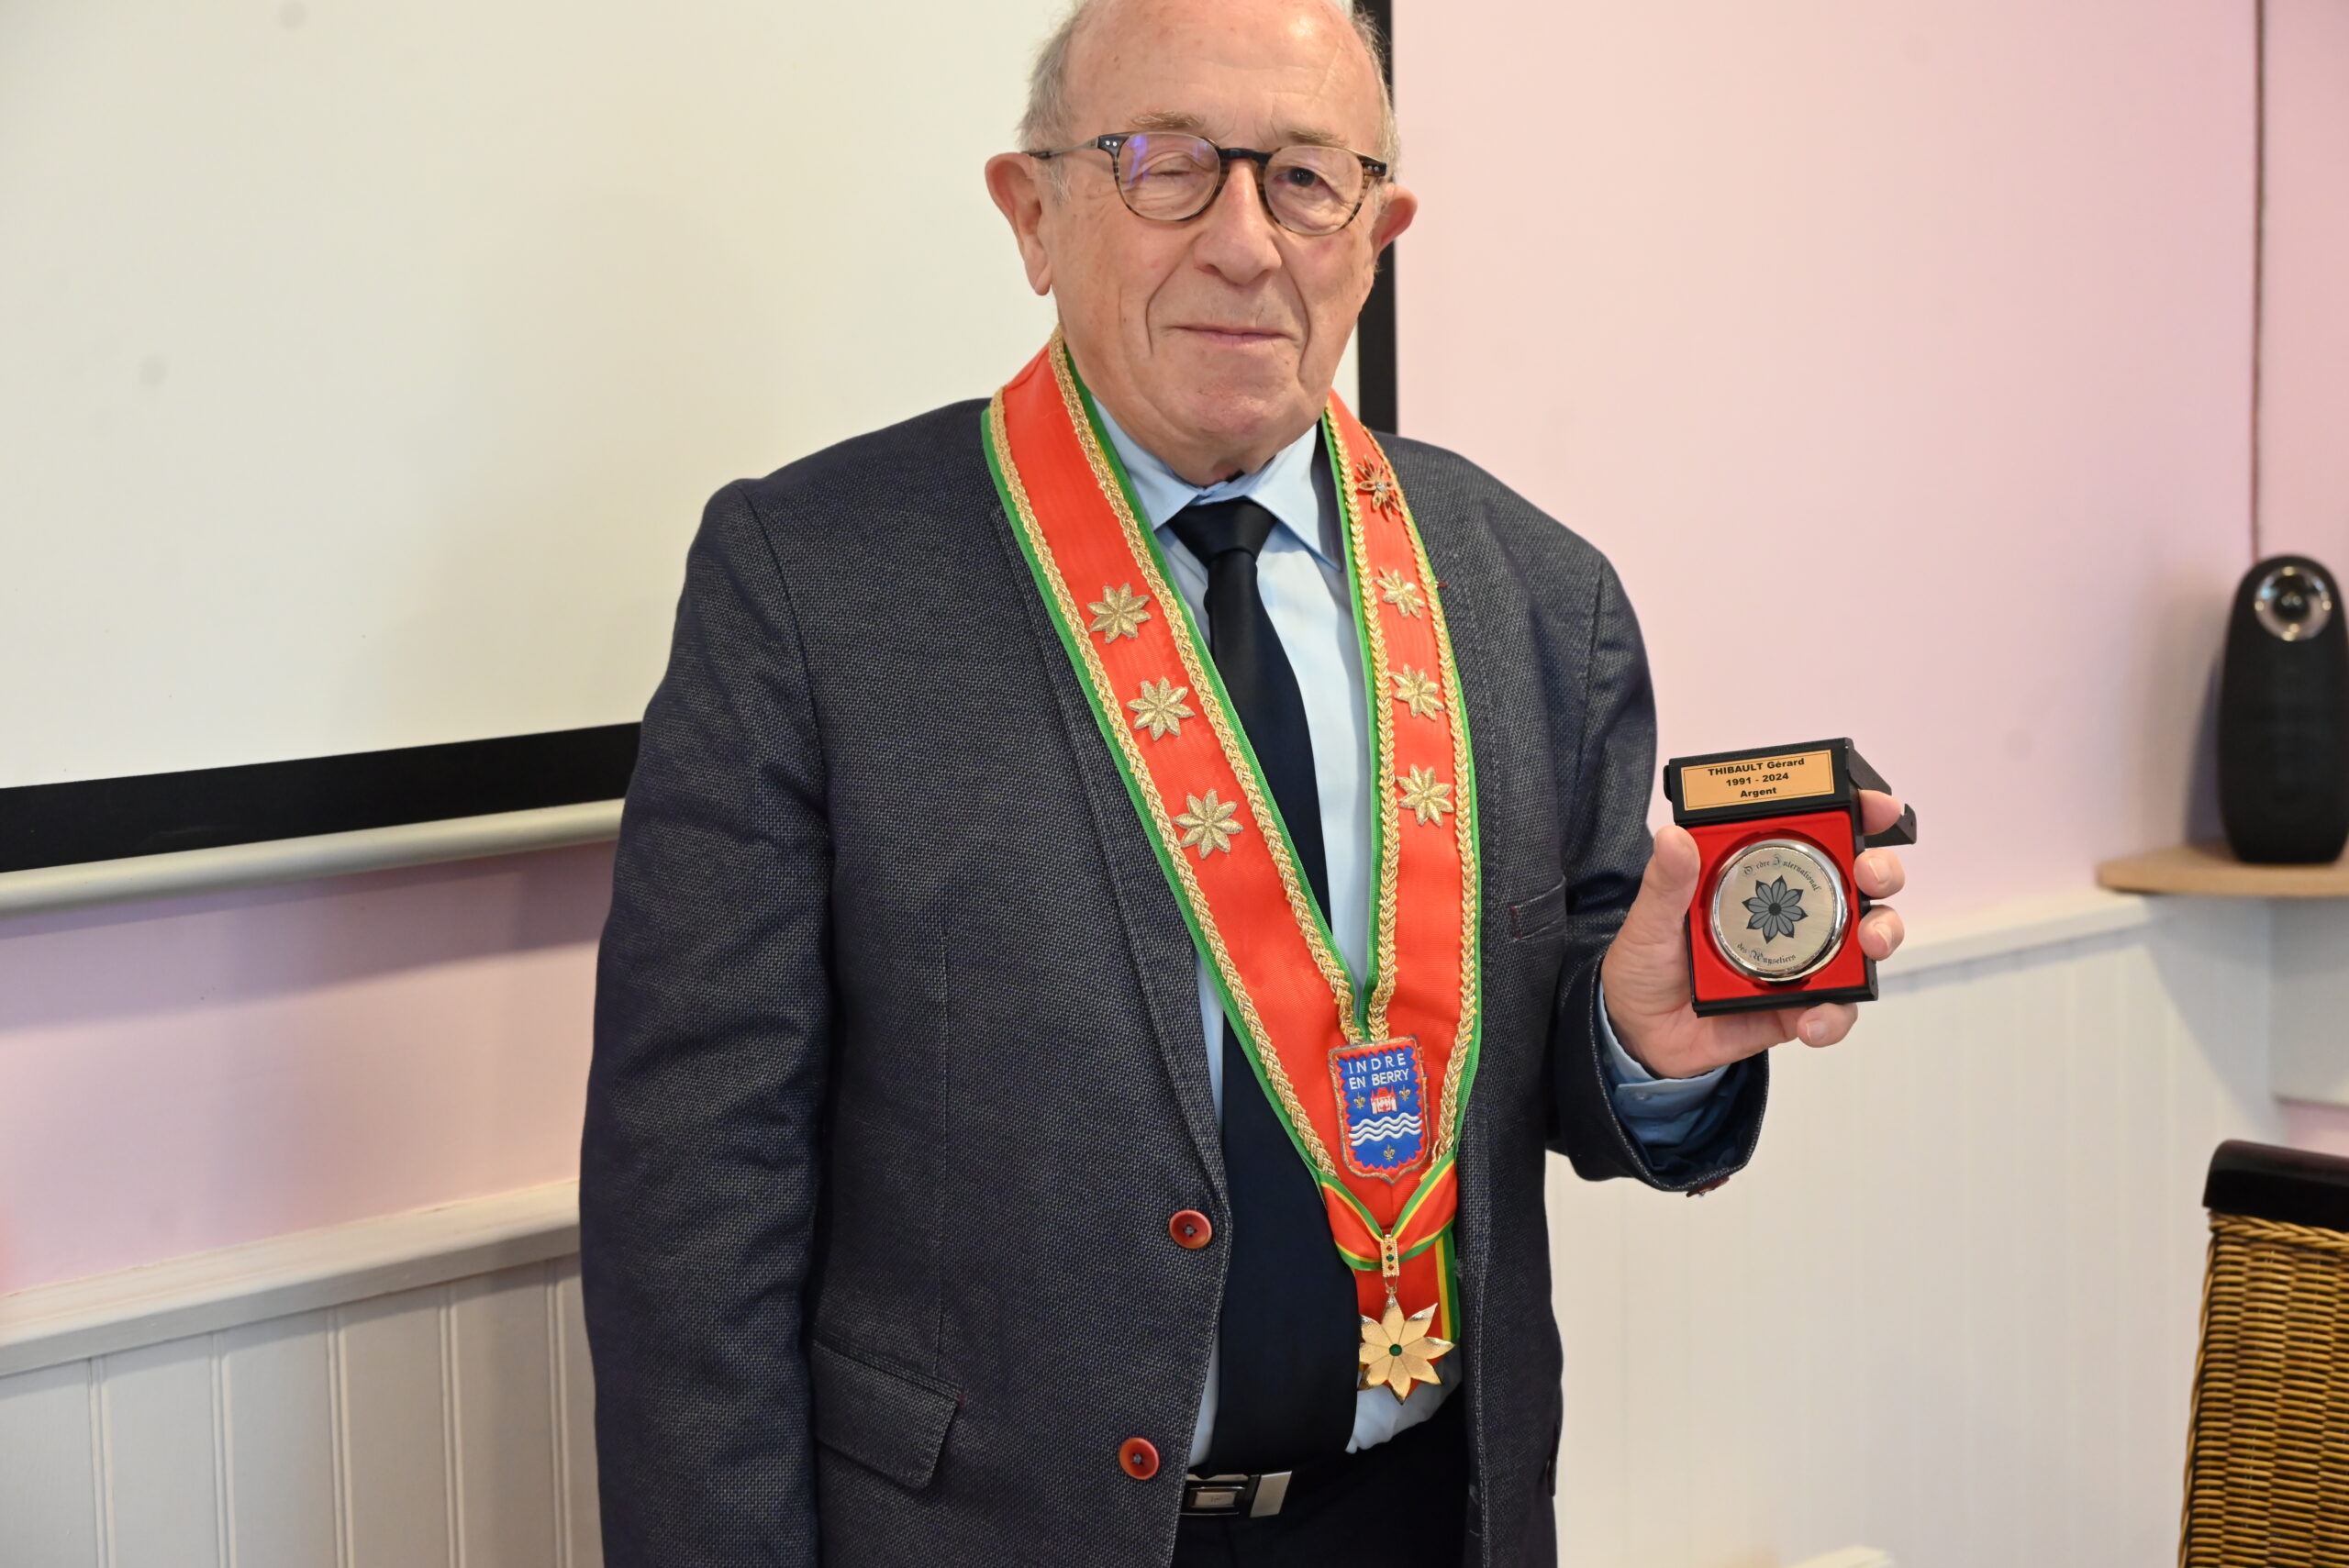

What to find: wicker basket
left=2180, top=1142, right=2349, bottom=1566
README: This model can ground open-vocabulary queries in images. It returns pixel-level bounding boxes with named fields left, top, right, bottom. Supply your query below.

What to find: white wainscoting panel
left=0, top=894, right=2292, bottom=1567
left=0, top=1362, right=102, bottom=1564
left=220, top=1312, right=338, bottom=1568
left=0, top=1260, right=602, bottom=1568
left=1549, top=897, right=2278, bottom=1568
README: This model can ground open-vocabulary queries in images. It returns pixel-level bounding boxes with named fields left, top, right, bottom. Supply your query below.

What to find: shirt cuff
left=1598, top=984, right=1731, bottom=1151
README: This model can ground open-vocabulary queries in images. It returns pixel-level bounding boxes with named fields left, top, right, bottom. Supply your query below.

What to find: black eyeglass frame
left=1024, top=132, right=1391, bottom=237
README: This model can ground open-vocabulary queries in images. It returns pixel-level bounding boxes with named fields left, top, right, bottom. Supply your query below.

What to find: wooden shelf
left=2096, top=840, right=2349, bottom=898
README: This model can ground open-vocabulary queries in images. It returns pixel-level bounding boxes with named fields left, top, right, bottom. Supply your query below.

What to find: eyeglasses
left=1025, top=131, right=1388, bottom=238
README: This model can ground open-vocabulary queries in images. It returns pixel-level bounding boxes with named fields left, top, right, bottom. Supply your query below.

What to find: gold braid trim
left=1343, top=419, right=1483, bottom=1162
left=995, top=364, right=1342, bottom=1177
left=1404, top=450, right=1484, bottom=1163
left=1328, top=416, right=1406, bottom=1046
left=1047, top=345, right=1358, bottom=1022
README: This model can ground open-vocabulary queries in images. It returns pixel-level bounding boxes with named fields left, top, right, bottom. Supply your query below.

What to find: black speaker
left=2219, top=555, right=2349, bottom=864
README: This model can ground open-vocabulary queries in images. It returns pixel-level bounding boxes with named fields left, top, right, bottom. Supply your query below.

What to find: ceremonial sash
left=984, top=336, right=1482, bottom=1396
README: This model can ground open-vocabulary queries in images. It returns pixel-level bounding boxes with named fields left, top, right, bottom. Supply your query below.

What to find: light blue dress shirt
left=1089, top=401, right=1727, bottom=1464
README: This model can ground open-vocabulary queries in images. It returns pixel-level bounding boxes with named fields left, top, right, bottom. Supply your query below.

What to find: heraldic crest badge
left=1330, top=1038, right=1430, bottom=1182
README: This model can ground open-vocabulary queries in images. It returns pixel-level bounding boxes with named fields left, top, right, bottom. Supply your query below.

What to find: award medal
left=985, top=336, right=1482, bottom=1400
left=1709, top=838, right=1847, bottom=983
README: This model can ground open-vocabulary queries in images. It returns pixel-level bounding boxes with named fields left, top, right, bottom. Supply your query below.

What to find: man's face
left=988, top=0, right=1414, bottom=482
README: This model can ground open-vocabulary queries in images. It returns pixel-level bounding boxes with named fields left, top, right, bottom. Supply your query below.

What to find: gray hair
left=1019, top=0, right=1399, bottom=166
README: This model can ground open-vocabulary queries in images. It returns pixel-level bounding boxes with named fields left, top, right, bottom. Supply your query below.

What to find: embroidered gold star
left=1174, top=790, right=1243, bottom=858
left=1389, top=665, right=1444, bottom=721
left=1127, top=678, right=1194, bottom=740
left=1375, top=569, right=1424, bottom=618
left=1087, top=584, right=1152, bottom=642
left=1352, top=456, right=1402, bottom=518
left=1358, top=1300, right=1453, bottom=1400
left=1397, top=766, right=1453, bottom=827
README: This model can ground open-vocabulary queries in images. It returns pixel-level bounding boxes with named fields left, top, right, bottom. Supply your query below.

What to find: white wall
left=0, top=897, right=2278, bottom=1567
left=0, top=1257, right=600, bottom=1567
left=0, top=0, right=1064, bottom=787
left=1551, top=898, right=2276, bottom=1566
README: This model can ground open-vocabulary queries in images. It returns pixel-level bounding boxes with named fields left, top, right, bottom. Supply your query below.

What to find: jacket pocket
left=1508, top=877, right=1568, bottom=941
left=810, top=1338, right=961, bottom=1491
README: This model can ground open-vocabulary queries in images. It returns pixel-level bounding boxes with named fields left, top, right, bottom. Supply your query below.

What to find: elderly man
left=580, top=1, right=1908, bottom=1564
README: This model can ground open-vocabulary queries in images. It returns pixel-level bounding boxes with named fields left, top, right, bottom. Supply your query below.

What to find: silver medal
left=1708, top=837, right=1848, bottom=983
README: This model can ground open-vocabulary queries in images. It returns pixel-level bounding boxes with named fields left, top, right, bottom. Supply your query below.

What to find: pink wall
left=2257, top=0, right=2349, bottom=571
left=2283, top=1101, right=2349, bottom=1161
left=0, top=847, right=607, bottom=1293
left=1397, top=1, right=2260, bottom=919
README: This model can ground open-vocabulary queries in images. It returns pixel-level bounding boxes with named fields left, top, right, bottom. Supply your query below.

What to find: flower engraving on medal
left=1742, top=875, right=1808, bottom=943
left=1389, top=665, right=1444, bottom=721
left=1174, top=790, right=1243, bottom=858
left=1397, top=766, right=1453, bottom=827
left=1127, top=678, right=1194, bottom=740
left=1358, top=1300, right=1453, bottom=1400
left=1086, top=584, right=1152, bottom=642
left=1375, top=569, right=1423, bottom=618
left=1709, top=840, right=1846, bottom=983
left=1352, top=456, right=1402, bottom=518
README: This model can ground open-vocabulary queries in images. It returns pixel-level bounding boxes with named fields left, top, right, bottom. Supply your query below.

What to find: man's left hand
left=1598, top=790, right=1909, bottom=1079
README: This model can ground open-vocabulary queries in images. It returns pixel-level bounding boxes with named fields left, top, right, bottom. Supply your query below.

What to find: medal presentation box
left=1663, top=739, right=1918, bottom=1018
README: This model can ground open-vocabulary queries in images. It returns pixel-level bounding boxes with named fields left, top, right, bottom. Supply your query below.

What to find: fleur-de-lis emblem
left=1742, top=876, right=1808, bottom=942
left=1087, top=584, right=1152, bottom=642
left=1389, top=665, right=1444, bottom=721
left=1353, top=455, right=1402, bottom=518
left=1128, top=677, right=1194, bottom=740
left=1397, top=766, right=1453, bottom=827
left=1174, top=790, right=1243, bottom=858
left=1375, top=569, right=1423, bottom=618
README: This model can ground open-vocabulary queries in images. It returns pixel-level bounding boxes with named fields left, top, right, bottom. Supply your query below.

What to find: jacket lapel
left=985, top=481, right=1228, bottom=1192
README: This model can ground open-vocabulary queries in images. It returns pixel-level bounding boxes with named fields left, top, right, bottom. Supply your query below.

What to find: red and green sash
left=984, top=336, right=1482, bottom=1386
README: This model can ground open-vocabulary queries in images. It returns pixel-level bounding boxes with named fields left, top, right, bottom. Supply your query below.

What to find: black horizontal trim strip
left=0, top=724, right=640, bottom=874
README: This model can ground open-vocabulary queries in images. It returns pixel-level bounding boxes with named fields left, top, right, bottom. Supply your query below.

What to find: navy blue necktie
left=1166, top=497, right=1359, bottom=1473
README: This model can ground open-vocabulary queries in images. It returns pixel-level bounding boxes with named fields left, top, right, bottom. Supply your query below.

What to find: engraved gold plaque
left=1708, top=838, right=1848, bottom=983
left=1677, top=749, right=1836, bottom=813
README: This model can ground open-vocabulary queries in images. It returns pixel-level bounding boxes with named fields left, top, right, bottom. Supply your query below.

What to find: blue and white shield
left=1329, top=1037, right=1430, bottom=1182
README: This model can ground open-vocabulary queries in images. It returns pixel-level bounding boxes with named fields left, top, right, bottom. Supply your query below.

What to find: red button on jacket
left=1119, top=1437, right=1160, bottom=1480
left=1168, top=1210, right=1214, bottom=1249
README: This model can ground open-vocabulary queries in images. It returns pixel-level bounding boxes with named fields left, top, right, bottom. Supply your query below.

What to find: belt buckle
left=1180, top=1470, right=1292, bottom=1518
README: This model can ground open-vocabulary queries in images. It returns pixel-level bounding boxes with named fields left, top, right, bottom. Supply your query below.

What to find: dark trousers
left=1170, top=1395, right=1470, bottom=1567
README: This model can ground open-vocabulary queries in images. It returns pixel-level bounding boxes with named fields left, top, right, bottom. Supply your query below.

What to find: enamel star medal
left=1361, top=1294, right=1455, bottom=1397
left=1356, top=1208, right=1454, bottom=1396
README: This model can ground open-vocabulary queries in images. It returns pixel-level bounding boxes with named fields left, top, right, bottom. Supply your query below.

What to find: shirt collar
left=1088, top=396, right=1337, bottom=570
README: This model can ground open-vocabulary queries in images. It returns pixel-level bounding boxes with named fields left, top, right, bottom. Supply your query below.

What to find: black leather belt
left=1180, top=1469, right=1293, bottom=1518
